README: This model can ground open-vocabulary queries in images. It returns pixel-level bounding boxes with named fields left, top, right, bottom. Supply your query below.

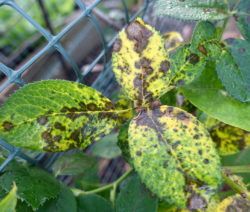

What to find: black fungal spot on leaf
left=160, top=60, right=170, bottom=73
left=37, top=116, right=48, bottom=125
left=125, top=20, right=153, bottom=53
left=136, top=150, right=142, bottom=156
left=113, top=38, right=122, bottom=52
left=176, top=112, right=189, bottom=121
left=203, top=159, right=210, bottom=164
left=2, top=121, right=14, bottom=131
left=42, top=131, right=53, bottom=143
left=186, top=53, right=200, bottom=65
left=54, top=122, right=66, bottom=131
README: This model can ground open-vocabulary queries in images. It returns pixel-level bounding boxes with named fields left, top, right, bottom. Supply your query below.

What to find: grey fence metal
left=0, top=0, right=149, bottom=173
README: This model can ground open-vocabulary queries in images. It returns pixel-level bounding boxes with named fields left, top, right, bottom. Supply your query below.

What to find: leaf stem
left=223, top=165, right=250, bottom=174
left=71, top=169, right=133, bottom=197
left=222, top=171, right=250, bottom=201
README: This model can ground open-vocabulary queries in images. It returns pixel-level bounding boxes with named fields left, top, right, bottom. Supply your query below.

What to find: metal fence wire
left=0, top=0, right=149, bottom=174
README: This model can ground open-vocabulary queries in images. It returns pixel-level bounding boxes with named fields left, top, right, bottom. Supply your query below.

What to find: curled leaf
left=112, top=18, right=172, bottom=106
left=128, top=106, right=221, bottom=208
left=0, top=80, right=119, bottom=152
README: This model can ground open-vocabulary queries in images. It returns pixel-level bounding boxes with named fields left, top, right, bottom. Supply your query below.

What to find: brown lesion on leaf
left=54, top=122, right=66, bottom=131
left=42, top=130, right=53, bottom=143
left=160, top=60, right=171, bottom=73
left=37, top=116, right=48, bottom=125
left=125, top=20, right=153, bottom=53
left=113, top=38, right=122, bottom=52
left=186, top=53, right=200, bottom=65
left=2, top=121, right=14, bottom=132
left=198, top=44, right=208, bottom=56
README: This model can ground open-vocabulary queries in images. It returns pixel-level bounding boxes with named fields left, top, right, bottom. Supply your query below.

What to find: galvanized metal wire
left=0, top=0, right=149, bottom=173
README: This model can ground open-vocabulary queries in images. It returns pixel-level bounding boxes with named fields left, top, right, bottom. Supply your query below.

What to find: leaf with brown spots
left=112, top=18, right=172, bottom=106
left=0, top=80, right=125, bottom=152
left=128, top=106, right=221, bottom=208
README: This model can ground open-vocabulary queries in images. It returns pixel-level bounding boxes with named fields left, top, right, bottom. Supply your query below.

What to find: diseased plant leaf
left=77, top=194, right=114, bottom=212
left=216, top=195, right=250, bottom=211
left=154, top=0, right=229, bottom=21
left=0, top=80, right=119, bottom=152
left=116, top=174, right=158, bottom=212
left=92, top=133, right=121, bottom=159
left=112, top=18, right=172, bottom=106
left=0, top=162, right=60, bottom=210
left=182, top=63, right=250, bottom=131
left=51, top=152, right=97, bottom=177
left=128, top=106, right=221, bottom=208
left=118, top=121, right=131, bottom=164
left=0, top=184, right=17, bottom=212
left=236, top=0, right=250, bottom=41
left=204, top=117, right=250, bottom=155
left=170, top=22, right=218, bottom=86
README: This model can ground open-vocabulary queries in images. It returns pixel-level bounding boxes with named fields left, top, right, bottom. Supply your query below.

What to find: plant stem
left=222, top=171, right=250, bottom=201
left=71, top=169, right=133, bottom=197
left=223, top=165, right=250, bottom=174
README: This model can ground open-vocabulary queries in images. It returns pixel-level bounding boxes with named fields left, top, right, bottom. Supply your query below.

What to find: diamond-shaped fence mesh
left=0, top=0, right=149, bottom=180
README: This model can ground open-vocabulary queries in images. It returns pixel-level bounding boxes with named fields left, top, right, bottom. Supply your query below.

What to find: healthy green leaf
left=0, top=162, right=60, bottom=210
left=116, top=174, right=158, bottom=212
left=128, top=106, right=221, bottom=208
left=51, top=152, right=97, bottom=177
left=182, top=63, right=250, bottom=131
left=0, top=184, right=17, bottom=212
left=154, top=0, right=229, bottom=21
left=216, top=43, right=250, bottom=102
left=0, top=80, right=119, bottom=152
left=77, top=194, right=114, bottom=212
left=236, top=0, right=250, bottom=41
left=112, top=18, right=172, bottom=106
left=92, top=133, right=121, bottom=159
left=37, top=185, right=77, bottom=212
left=117, top=121, right=131, bottom=163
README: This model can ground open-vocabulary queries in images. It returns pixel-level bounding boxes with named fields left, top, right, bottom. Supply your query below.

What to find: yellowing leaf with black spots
left=215, top=195, right=250, bottom=212
left=0, top=80, right=120, bottom=152
left=112, top=18, right=172, bottom=106
left=128, top=106, right=221, bottom=208
left=205, top=118, right=250, bottom=155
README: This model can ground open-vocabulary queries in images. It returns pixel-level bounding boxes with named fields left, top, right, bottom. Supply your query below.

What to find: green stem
left=71, top=169, right=133, bottom=197
left=222, top=171, right=250, bottom=201
left=223, top=165, right=250, bottom=174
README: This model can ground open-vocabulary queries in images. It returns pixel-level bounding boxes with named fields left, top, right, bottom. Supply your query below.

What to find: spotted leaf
left=112, top=18, right=172, bottom=106
left=128, top=106, right=221, bottom=208
left=205, top=118, right=250, bottom=156
left=0, top=80, right=120, bottom=152
left=216, top=195, right=250, bottom=212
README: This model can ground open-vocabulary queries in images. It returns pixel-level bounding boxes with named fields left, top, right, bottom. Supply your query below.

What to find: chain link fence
left=0, top=0, right=149, bottom=179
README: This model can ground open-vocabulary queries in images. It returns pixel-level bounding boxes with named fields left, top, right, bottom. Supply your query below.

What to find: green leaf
left=0, top=80, right=118, bottom=152
left=236, top=0, right=250, bottom=41
left=37, top=185, right=77, bottom=212
left=112, top=18, right=172, bottom=106
left=92, top=133, right=121, bottom=159
left=170, top=22, right=218, bottom=86
left=0, top=162, right=60, bottom=210
left=154, top=0, right=229, bottom=21
left=77, top=194, right=114, bottom=212
left=51, top=152, right=97, bottom=177
left=181, top=63, right=250, bottom=131
left=116, top=174, right=158, bottom=212
left=128, top=106, right=221, bottom=208
left=117, top=121, right=131, bottom=163
left=0, top=184, right=17, bottom=212
left=216, top=43, right=250, bottom=102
